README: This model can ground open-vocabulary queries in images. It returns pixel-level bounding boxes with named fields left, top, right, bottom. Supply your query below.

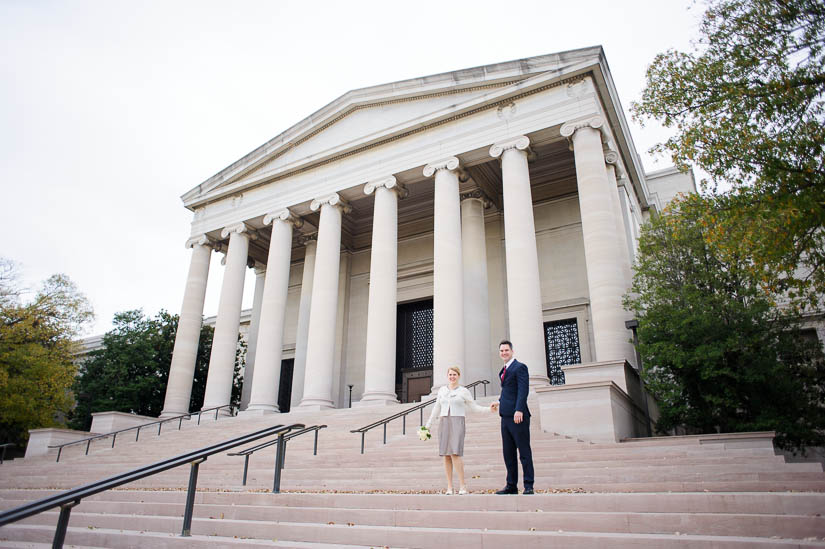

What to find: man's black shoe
left=522, top=488, right=535, bottom=495
left=495, top=487, right=518, bottom=495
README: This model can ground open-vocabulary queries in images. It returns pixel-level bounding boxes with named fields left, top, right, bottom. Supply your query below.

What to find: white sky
left=0, top=0, right=703, bottom=335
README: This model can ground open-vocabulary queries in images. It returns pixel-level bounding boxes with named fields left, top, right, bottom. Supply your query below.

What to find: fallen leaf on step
left=347, top=522, right=355, bottom=526
left=328, top=521, right=335, bottom=525
left=529, top=528, right=536, bottom=531
left=220, top=512, right=224, bottom=519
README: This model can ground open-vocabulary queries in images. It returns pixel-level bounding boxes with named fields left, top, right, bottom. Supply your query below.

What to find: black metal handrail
left=228, top=424, right=327, bottom=486
left=49, top=404, right=235, bottom=462
left=0, top=443, right=15, bottom=464
left=467, top=379, right=490, bottom=398
left=0, top=423, right=304, bottom=547
left=350, top=379, right=490, bottom=454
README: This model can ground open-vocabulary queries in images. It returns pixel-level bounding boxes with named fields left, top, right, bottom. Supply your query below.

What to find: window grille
left=544, top=318, right=581, bottom=385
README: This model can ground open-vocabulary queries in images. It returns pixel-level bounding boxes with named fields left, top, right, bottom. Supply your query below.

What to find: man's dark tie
left=501, top=365, right=507, bottom=382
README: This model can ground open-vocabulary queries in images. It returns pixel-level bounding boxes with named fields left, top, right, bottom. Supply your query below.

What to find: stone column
left=161, top=236, right=212, bottom=417
left=360, top=176, right=407, bottom=405
left=490, top=136, right=550, bottom=386
left=202, top=223, right=253, bottom=412
left=290, top=234, right=316, bottom=409
left=239, top=263, right=266, bottom=411
left=605, top=151, right=634, bottom=293
left=561, top=116, right=635, bottom=363
left=460, top=190, right=492, bottom=385
left=424, top=157, right=465, bottom=392
left=299, top=194, right=350, bottom=408
left=246, top=210, right=302, bottom=413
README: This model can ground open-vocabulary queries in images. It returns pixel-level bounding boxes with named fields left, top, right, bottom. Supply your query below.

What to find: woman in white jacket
left=425, top=366, right=489, bottom=494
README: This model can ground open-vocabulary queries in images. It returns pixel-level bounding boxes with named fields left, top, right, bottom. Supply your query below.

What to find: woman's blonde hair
left=447, top=366, right=461, bottom=377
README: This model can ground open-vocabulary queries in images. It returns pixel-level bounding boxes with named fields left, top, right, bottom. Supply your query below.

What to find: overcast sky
left=0, top=0, right=703, bottom=335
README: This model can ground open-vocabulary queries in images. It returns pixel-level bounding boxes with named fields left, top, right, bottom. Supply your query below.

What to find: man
left=491, top=340, right=534, bottom=494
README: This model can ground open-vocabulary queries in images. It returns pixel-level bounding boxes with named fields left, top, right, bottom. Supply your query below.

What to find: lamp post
left=348, top=384, right=354, bottom=408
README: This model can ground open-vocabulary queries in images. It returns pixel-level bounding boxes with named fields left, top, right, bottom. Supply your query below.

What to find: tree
left=625, top=195, right=825, bottom=452
left=70, top=309, right=244, bottom=431
left=632, top=0, right=825, bottom=310
left=0, top=259, right=94, bottom=447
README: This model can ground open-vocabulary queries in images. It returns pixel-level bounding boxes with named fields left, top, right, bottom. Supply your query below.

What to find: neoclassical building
left=159, top=48, right=695, bottom=437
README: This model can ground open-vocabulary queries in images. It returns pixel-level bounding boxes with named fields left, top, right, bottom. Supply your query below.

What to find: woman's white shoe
left=458, top=488, right=468, bottom=495
left=445, top=489, right=453, bottom=495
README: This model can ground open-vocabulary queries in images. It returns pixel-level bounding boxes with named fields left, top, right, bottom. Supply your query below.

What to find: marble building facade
left=157, top=48, right=696, bottom=438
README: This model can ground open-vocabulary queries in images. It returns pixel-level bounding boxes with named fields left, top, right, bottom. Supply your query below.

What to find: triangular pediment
left=183, top=47, right=605, bottom=208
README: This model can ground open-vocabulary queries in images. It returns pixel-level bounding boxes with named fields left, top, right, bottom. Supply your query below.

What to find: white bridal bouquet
left=418, top=426, right=431, bottom=441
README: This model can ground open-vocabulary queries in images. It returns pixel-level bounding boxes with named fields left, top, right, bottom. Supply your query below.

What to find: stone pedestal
left=535, top=360, right=654, bottom=443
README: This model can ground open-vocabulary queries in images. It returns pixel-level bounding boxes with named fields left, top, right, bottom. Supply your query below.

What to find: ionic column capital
left=263, top=208, right=304, bottom=229
left=604, top=149, right=627, bottom=181
left=220, top=222, right=257, bottom=240
left=298, top=232, right=318, bottom=246
left=364, top=176, right=408, bottom=198
left=310, top=193, right=352, bottom=214
left=423, top=156, right=460, bottom=177
left=460, top=188, right=492, bottom=209
left=184, top=234, right=214, bottom=249
left=560, top=115, right=605, bottom=138
left=489, top=135, right=530, bottom=159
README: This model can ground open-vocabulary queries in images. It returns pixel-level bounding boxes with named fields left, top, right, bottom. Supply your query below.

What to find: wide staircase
left=1, top=396, right=825, bottom=548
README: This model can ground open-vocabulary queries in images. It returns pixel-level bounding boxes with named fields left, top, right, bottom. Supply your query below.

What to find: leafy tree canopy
left=70, top=309, right=243, bottom=431
left=632, top=0, right=825, bottom=310
left=626, top=195, right=825, bottom=452
left=0, top=258, right=94, bottom=446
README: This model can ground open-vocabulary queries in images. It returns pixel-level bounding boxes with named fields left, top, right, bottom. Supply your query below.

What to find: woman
left=425, top=366, right=489, bottom=494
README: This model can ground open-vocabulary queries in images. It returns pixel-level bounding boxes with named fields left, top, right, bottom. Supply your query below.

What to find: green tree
left=632, top=0, right=825, bottom=309
left=0, top=259, right=94, bottom=446
left=625, top=195, right=825, bottom=452
left=70, top=309, right=244, bottom=431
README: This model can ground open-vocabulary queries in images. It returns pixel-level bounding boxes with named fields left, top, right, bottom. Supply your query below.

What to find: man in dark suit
left=491, top=339, right=535, bottom=494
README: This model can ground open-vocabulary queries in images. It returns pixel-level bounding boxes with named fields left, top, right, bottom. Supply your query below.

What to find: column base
left=297, top=397, right=334, bottom=410
left=159, top=409, right=188, bottom=419
left=354, top=398, right=400, bottom=408
left=238, top=406, right=280, bottom=417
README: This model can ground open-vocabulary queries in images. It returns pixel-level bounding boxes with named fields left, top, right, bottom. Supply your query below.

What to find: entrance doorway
left=278, top=359, right=294, bottom=413
left=395, top=299, right=434, bottom=403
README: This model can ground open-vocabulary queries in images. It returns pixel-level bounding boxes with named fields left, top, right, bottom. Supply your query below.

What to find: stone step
left=8, top=512, right=825, bottom=548
left=4, top=499, right=824, bottom=539
left=4, top=490, right=825, bottom=516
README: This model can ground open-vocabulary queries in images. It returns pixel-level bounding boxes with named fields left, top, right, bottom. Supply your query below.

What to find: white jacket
left=425, top=385, right=488, bottom=429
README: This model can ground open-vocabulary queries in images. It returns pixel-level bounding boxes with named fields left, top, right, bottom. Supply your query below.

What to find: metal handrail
left=350, top=379, right=490, bottom=454
left=0, top=423, right=304, bottom=547
left=0, top=443, right=15, bottom=464
left=49, top=404, right=235, bottom=462
left=228, top=424, right=327, bottom=486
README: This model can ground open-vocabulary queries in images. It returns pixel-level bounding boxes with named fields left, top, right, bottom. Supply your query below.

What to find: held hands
left=490, top=401, right=499, bottom=413
left=514, top=411, right=523, bottom=424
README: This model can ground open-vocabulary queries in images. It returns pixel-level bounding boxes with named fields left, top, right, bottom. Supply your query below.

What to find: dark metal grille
left=544, top=318, right=581, bottom=385
left=396, top=299, right=434, bottom=384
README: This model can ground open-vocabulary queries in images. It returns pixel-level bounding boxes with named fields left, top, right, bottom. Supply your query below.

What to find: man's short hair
left=499, top=339, right=513, bottom=349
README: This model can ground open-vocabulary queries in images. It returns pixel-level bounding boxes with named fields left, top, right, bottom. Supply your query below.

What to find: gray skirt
left=438, top=415, right=466, bottom=456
